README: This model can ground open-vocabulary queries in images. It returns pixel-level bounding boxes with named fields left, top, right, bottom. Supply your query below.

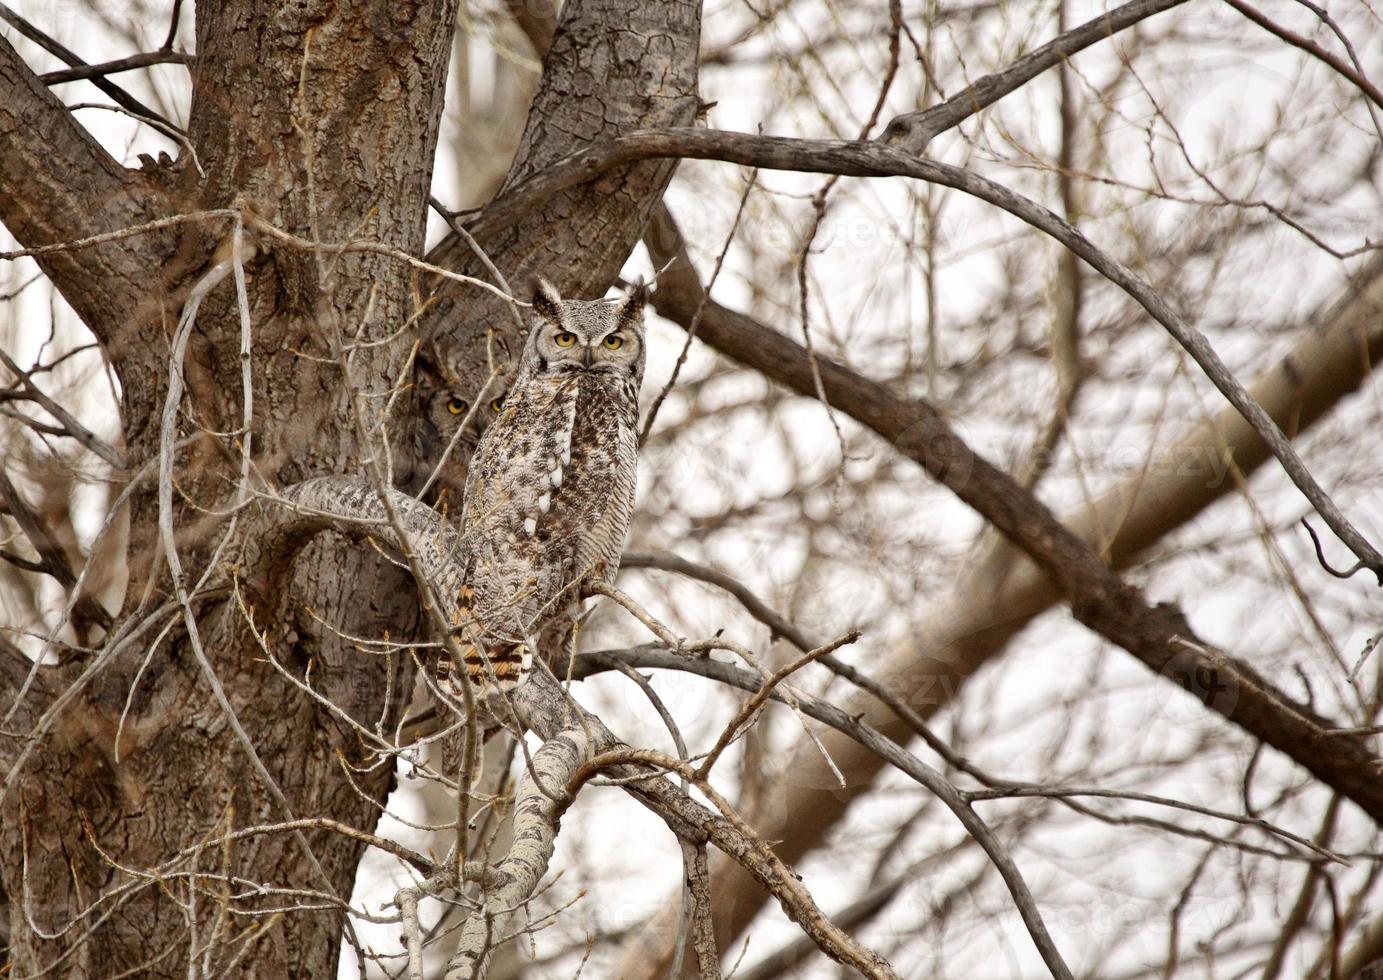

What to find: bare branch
left=480, top=125, right=1383, bottom=577
left=621, top=550, right=812, bottom=651
left=641, top=203, right=1383, bottom=812
left=0, top=348, right=125, bottom=468
left=568, top=747, right=909, bottom=980
left=0, top=470, right=111, bottom=630
left=1223, top=0, right=1383, bottom=113
left=0, top=2, right=177, bottom=129
left=677, top=837, right=720, bottom=979
left=442, top=729, right=591, bottom=979
left=641, top=209, right=1383, bottom=961
left=880, top=0, right=1190, bottom=153
left=38, top=50, right=193, bottom=86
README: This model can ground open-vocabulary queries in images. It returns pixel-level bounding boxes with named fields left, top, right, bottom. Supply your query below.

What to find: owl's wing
left=566, top=406, right=639, bottom=587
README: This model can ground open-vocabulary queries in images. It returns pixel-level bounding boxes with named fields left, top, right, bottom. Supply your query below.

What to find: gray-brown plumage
left=441, top=279, right=646, bottom=692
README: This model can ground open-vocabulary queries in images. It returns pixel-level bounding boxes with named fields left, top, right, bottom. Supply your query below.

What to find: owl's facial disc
left=526, top=284, right=646, bottom=381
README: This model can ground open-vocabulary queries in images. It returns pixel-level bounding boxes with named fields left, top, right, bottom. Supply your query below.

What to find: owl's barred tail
left=437, top=638, right=532, bottom=696
left=456, top=638, right=532, bottom=690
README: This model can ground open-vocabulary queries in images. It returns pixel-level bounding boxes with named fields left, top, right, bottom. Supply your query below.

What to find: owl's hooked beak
left=581, top=344, right=594, bottom=368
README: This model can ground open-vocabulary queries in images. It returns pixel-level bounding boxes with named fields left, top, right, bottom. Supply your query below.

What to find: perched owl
left=442, top=279, right=647, bottom=692
left=403, top=337, right=513, bottom=513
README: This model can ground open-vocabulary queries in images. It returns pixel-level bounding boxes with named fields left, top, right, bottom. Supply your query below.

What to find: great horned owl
left=442, top=279, right=646, bottom=691
left=404, top=337, right=513, bottom=513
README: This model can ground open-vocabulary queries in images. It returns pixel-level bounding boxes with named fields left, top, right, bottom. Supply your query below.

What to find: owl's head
left=406, top=339, right=512, bottom=506
left=416, top=340, right=512, bottom=447
left=520, top=279, right=647, bottom=385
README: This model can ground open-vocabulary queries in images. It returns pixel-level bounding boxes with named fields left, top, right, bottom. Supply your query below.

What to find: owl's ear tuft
left=415, top=338, right=443, bottom=381
left=618, top=281, right=647, bottom=329
left=532, top=278, right=563, bottom=322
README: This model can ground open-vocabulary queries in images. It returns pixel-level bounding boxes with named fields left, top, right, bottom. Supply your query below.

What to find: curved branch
left=38, top=51, right=193, bottom=87
left=1223, top=0, right=1383, bottom=113
left=621, top=550, right=812, bottom=652
left=564, top=651, right=1073, bottom=978
left=237, top=478, right=465, bottom=617
left=573, top=747, right=911, bottom=980
left=443, top=729, right=590, bottom=980
left=640, top=208, right=1383, bottom=962
left=0, top=4, right=175, bottom=128
left=667, top=184, right=1383, bottom=818
left=500, top=661, right=912, bottom=977
left=418, top=0, right=702, bottom=379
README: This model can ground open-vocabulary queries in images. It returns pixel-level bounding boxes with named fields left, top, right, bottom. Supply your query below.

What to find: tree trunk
left=2, top=2, right=457, bottom=973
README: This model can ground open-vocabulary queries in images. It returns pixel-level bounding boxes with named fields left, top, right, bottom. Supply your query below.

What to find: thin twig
left=879, top=0, right=1190, bottom=152
left=0, top=348, right=125, bottom=467
left=0, top=1, right=178, bottom=130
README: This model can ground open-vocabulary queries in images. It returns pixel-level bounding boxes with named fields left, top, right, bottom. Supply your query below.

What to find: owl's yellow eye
left=602, top=334, right=623, bottom=350
left=554, top=331, right=576, bottom=348
left=490, top=397, right=505, bottom=413
left=445, top=398, right=469, bottom=416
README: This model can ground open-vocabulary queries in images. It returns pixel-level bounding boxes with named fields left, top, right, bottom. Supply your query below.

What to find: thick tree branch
left=503, top=0, right=557, bottom=56
left=0, top=634, right=49, bottom=771
left=677, top=837, right=720, bottom=979
left=418, top=0, right=702, bottom=388
left=483, top=125, right=1382, bottom=574
left=1, top=4, right=463, bottom=973
left=268, top=478, right=912, bottom=977
left=0, top=33, right=168, bottom=345
left=443, top=729, right=591, bottom=980
left=646, top=201, right=1383, bottom=807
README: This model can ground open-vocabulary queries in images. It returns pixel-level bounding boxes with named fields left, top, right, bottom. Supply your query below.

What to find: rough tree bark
left=0, top=2, right=461, bottom=972
left=418, top=0, right=700, bottom=369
